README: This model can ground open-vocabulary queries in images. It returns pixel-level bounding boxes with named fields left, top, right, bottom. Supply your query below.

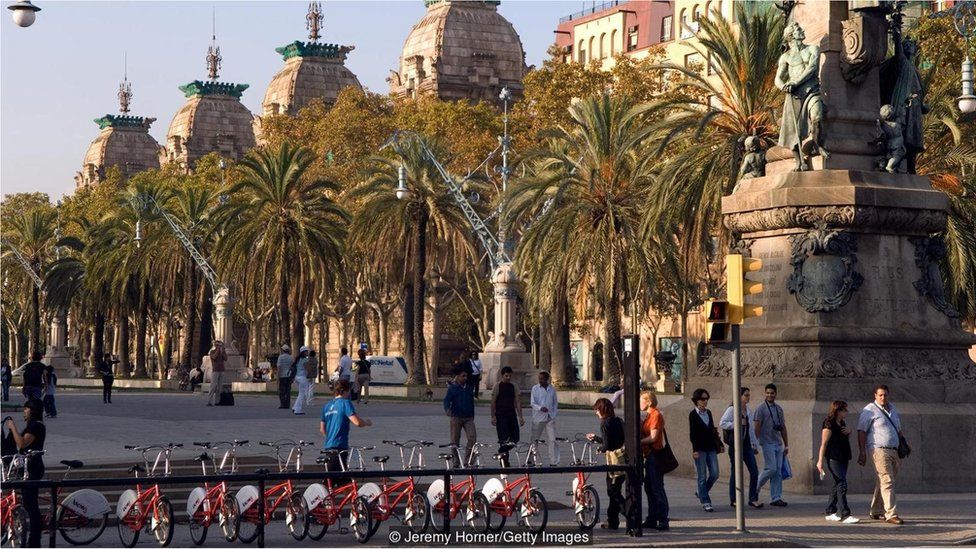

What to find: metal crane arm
left=1, top=238, right=43, bottom=289
left=144, top=196, right=221, bottom=293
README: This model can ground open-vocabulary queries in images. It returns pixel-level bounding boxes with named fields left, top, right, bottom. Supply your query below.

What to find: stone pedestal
left=44, top=313, right=77, bottom=378
left=482, top=263, right=538, bottom=389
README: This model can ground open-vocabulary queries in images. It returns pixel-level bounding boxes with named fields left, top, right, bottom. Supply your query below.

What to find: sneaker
left=825, top=513, right=842, bottom=522
left=703, top=503, right=714, bottom=512
left=748, top=501, right=764, bottom=509
left=769, top=500, right=788, bottom=507
left=842, top=516, right=861, bottom=524
left=294, top=412, right=305, bottom=415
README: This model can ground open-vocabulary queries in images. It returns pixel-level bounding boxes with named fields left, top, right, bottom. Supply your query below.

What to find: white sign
left=365, top=356, right=408, bottom=385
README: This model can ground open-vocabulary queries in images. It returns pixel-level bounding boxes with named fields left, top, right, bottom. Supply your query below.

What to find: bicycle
left=117, top=443, right=180, bottom=548
left=1, top=453, right=30, bottom=547
left=557, top=434, right=600, bottom=530
left=481, top=440, right=548, bottom=534
left=363, top=440, right=433, bottom=536
left=427, top=442, right=493, bottom=533
left=303, top=446, right=373, bottom=543
left=186, top=440, right=247, bottom=545
left=236, top=439, right=312, bottom=544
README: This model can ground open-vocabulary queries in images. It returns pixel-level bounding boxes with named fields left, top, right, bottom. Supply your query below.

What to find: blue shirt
left=322, top=397, right=356, bottom=450
left=443, top=382, right=475, bottom=418
left=857, top=402, right=901, bottom=449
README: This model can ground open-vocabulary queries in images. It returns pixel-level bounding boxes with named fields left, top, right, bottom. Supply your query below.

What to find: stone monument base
left=480, top=351, right=536, bottom=391
left=43, top=353, right=78, bottom=379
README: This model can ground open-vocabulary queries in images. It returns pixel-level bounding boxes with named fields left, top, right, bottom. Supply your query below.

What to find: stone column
left=212, top=286, right=244, bottom=379
left=44, top=310, right=76, bottom=377
left=481, top=263, right=535, bottom=390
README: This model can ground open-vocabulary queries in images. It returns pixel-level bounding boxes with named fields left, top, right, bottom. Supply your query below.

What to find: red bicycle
left=427, top=443, right=493, bottom=533
left=363, top=440, right=433, bottom=536
left=481, top=440, right=548, bottom=534
left=236, top=440, right=311, bottom=544
left=1, top=452, right=31, bottom=547
left=558, top=434, right=600, bottom=529
left=304, top=446, right=373, bottom=543
left=186, top=440, right=246, bottom=545
left=116, top=443, right=180, bottom=547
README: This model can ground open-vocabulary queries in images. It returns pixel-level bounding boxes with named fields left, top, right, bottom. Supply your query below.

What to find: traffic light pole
left=731, top=324, right=747, bottom=533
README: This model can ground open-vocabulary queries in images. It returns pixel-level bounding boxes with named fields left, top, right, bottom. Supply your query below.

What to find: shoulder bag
left=874, top=403, right=911, bottom=459
left=651, top=428, right=679, bottom=474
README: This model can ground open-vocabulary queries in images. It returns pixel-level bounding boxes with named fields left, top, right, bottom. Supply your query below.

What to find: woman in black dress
left=587, top=397, right=627, bottom=530
left=5, top=399, right=46, bottom=547
left=816, top=400, right=859, bottom=524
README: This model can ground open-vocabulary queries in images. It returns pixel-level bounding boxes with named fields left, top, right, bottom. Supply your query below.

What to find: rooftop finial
left=206, top=8, right=222, bottom=80
left=307, top=1, right=323, bottom=42
left=118, top=52, right=132, bottom=114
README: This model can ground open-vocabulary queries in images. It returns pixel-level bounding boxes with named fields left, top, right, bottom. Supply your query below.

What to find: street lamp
left=955, top=1, right=976, bottom=113
left=395, top=165, right=410, bottom=200
left=7, top=0, right=40, bottom=27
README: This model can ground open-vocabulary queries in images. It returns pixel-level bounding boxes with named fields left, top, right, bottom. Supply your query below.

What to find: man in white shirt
left=530, top=371, right=560, bottom=466
left=336, top=347, right=353, bottom=387
left=857, top=384, right=905, bottom=525
left=469, top=351, right=483, bottom=398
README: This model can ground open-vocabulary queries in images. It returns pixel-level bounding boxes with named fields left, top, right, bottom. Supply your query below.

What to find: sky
left=1, top=0, right=583, bottom=202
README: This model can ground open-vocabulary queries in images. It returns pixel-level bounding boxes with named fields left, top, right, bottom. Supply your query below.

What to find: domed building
left=389, top=0, right=527, bottom=103
left=75, top=78, right=161, bottom=188
left=164, top=37, right=256, bottom=170
left=261, top=2, right=362, bottom=117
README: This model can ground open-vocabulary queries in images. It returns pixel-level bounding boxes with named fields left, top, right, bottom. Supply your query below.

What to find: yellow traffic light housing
left=704, top=300, right=731, bottom=344
left=727, top=254, right=763, bottom=324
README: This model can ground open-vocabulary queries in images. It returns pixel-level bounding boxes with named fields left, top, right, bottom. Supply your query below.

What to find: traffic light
left=704, top=300, right=731, bottom=344
left=727, top=254, right=763, bottom=324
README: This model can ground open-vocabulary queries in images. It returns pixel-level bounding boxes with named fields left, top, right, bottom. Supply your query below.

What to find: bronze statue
left=775, top=22, right=827, bottom=172
left=735, top=135, right=766, bottom=191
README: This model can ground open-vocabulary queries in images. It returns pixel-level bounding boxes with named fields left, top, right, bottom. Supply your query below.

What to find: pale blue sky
left=1, top=0, right=581, bottom=201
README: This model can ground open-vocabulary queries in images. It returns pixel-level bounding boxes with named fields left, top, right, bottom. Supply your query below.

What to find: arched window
left=600, top=32, right=607, bottom=59
left=694, top=4, right=703, bottom=31
left=610, top=29, right=617, bottom=56
left=578, top=39, right=586, bottom=63
left=680, top=8, right=691, bottom=39
left=589, top=36, right=595, bottom=61
left=705, top=1, right=712, bottom=20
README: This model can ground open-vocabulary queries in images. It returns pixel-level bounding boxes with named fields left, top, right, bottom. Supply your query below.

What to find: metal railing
left=559, top=1, right=624, bottom=23
left=4, top=463, right=635, bottom=548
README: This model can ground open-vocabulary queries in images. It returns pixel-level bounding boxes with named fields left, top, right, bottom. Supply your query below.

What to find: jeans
left=102, top=377, right=113, bottom=402
left=42, top=394, right=57, bottom=417
left=826, top=459, right=851, bottom=517
left=22, top=485, right=42, bottom=547
left=757, top=443, right=785, bottom=502
left=208, top=370, right=226, bottom=406
left=605, top=473, right=627, bottom=528
left=471, top=374, right=481, bottom=398
left=643, top=452, right=669, bottom=526
left=449, top=417, right=477, bottom=468
left=494, top=412, right=520, bottom=467
left=530, top=419, right=560, bottom=465
left=2, top=380, right=9, bottom=401
left=728, top=438, right=760, bottom=504
left=694, top=451, right=719, bottom=504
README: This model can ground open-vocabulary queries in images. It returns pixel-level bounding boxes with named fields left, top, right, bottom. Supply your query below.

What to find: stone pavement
left=17, top=390, right=976, bottom=547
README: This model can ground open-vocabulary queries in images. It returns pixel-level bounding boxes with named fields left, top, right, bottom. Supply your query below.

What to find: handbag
left=781, top=455, right=793, bottom=481
left=651, top=428, right=679, bottom=475
left=874, top=403, right=911, bottom=459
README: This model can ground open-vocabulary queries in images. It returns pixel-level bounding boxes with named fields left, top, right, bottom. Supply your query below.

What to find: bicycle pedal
left=565, top=490, right=574, bottom=496
left=520, top=505, right=532, bottom=518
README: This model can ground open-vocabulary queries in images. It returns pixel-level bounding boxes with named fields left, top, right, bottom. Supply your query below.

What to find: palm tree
left=506, top=94, right=656, bottom=386
left=3, top=209, right=58, bottom=352
left=216, top=141, right=350, bottom=355
left=348, top=137, right=477, bottom=385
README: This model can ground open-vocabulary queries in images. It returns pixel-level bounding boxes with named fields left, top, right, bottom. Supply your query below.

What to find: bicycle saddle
left=499, top=442, right=516, bottom=452
left=372, top=456, right=390, bottom=463
left=194, top=453, right=211, bottom=462
left=492, top=453, right=508, bottom=461
left=128, top=464, right=146, bottom=474
left=555, top=437, right=569, bottom=443
left=437, top=453, right=453, bottom=461
left=315, top=457, right=328, bottom=465
left=254, top=468, right=270, bottom=475
left=60, top=460, right=84, bottom=469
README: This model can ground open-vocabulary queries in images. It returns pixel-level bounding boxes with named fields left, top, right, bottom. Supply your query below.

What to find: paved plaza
left=7, top=390, right=971, bottom=547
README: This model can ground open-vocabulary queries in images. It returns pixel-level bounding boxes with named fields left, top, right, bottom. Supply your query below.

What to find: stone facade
left=163, top=81, right=256, bottom=170
left=262, top=41, right=362, bottom=117
left=75, top=115, right=161, bottom=188
left=389, top=0, right=527, bottom=103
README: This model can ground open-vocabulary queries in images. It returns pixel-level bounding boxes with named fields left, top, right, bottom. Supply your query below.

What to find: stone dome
left=164, top=81, right=256, bottom=170
left=262, top=41, right=362, bottom=117
left=75, top=115, right=162, bottom=189
left=389, top=0, right=527, bottom=103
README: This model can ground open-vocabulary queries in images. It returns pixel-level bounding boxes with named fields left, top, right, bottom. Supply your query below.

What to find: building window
left=600, top=32, right=607, bottom=59
left=685, top=52, right=704, bottom=71
left=589, top=36, right=595, bottom=61
left=610, top=29, right=617, bottom=56
left=661, top=15, right=673, bottom=42
left=680, top=9, right=692, bottom=39
left=693, top=5, right=703, bottom=33
left=578, top=39, right=586, bottom=63
left=627, top=25, right=638, bottom=52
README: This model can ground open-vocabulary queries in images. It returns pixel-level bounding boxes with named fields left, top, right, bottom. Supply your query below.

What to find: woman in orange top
left=640, top=391, right=669, bottom=530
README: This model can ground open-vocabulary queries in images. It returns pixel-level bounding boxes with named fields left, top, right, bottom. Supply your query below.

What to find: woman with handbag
left=586, top=398, right=626, bottom=530
left=639, top=391, right=670, bottom=531
left=689, top=388, right=723, bottom=512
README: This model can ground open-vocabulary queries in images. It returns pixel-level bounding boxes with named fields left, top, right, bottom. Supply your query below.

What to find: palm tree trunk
left=180, top=259, right=198, bottom=373
left=604, top=271, right=623, bottom=386
left=409, top=209, right=429, bottom=385
left=119, top=315, right=131, bottom=377
left=403, top=284, right=415, bottom=376
left=135, top=280, right=150, bottom=378
left=292, top=307, right=305, bottom=351
left=379, top=309, right=390, bottom=356
left=91, top=311, right=105, bottom=372
left=551, top=298, right=574, bottom=386
left=199, top=284, right=214, bottom=360
left=538, top=310, right=552, bottom=369
left=278, top=272, right=290, bottom=350
left=30, top=285, right=41, bottom=354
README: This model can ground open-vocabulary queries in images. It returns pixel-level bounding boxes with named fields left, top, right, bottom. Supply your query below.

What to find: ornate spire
left=118, top=52, right=132, bottom=114
left=307, top=2, right=323, bottom=42
left=206, top=9, right=222, bottom=81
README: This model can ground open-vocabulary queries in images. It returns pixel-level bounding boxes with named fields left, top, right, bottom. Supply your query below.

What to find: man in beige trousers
left=856, top=384, right=905, bottom=525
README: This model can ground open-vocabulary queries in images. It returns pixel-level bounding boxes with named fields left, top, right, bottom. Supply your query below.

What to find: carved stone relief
left=787, top=222, right=864, bottom=313
left=724, top=205, right=947, bottom=235
left=910, top=236, right=961, bottom=318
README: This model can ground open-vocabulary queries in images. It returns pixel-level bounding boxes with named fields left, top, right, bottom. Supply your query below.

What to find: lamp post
left=7, top=0, right=40, bottom=27
left=955, top=1, right=976, bottom=113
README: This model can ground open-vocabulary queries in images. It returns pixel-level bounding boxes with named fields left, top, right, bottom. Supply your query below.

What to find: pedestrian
left=640, top=391, right=669, bottom=531
left=96, top=353, right=115, bottom=404
left=530, top=371, right=560, bottom=466
left=689, top=388, right=722, bottom=512
left=857, top=384, right=905, bottom=525
left=586, top=398, right=627, bottom=530
left=354, top=349, right=371, bottom=404
left=292, top=347, right=312, bottom=415
left=490, top=366, right=523, bottom=467
left=817, top=400, right=859, bottom=524
left=336, top=347, right=353, bottom=382
left=1, top=358, right=11, bottom=402
left=189, top=365, right=204, bottom=392
left=443, top=367, right=476, bottom=468
left=321, top=379, right=372, bottom=484
left=19, top=351, right=46, bottom=401
left=305, top=350, right=319, bottom=405
left=42, top=366, right=58, bottom=418
left=456, top=352, right=473, bottom=376
left=207, top=340, right=227, bottom=407
left=755, top=383, right=789, bottom=507
left=5, top=399, right=46, bottom=547
left=276, top=344, right=294, bottom=409
left=720, top=387, right=762, bottom=508
left=469, top=351, right=483, bottom=398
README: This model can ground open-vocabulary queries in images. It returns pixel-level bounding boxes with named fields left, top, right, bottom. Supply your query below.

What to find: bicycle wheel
left=576, top=485, right=600, bottom=530
left=351, top=496, right=373, bottom=544
left=188, top=511, right=208, bottom=546
left=367, top=499, right=382, bottom=538
left=9, top=506, right=28, bottom=547
left=429, top=496, right=449, bottom=534
left=117, top=512, right=140, bottom=548
left=152, top=497, right=174, bottom=547
left=521, top=489, right=548, bottom=534
left=286, top=493, right=308, bottom=541
left=306, top=498, right=333, bottom=541
left=405, top=492, right=430, bottom=535
left=57, top=505, right=108, bottom=546
left=219, top=495, right=240, bottom=542
left=468, top=492, right=491, bottom=533
left=236, top=510, right=260, bottom=545
left=487, top=492, right=509, bottom=533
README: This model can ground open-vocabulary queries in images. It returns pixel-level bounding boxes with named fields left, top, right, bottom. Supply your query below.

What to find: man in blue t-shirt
left=320, top=379, right=371, bottom=481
